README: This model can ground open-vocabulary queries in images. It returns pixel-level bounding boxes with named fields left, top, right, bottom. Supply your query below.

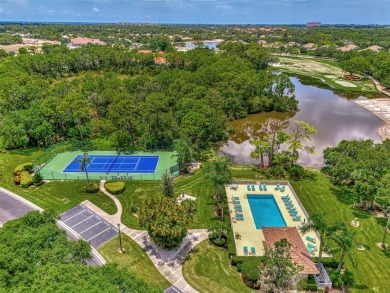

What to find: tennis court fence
left=39, top=164, right=180, bottom=181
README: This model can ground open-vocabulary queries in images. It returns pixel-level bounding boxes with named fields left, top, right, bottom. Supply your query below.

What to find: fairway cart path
left=85, top=181, right=210, bottom=293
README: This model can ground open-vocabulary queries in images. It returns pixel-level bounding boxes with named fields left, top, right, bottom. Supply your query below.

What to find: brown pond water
left=220, top=76, right=385, bottom=168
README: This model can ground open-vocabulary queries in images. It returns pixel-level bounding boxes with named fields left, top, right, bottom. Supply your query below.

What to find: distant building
left=364, top=45, right=383, bottom=52
left=337, top=44, right=359, bottom=52
left=69, top=37, right=106, bottom=48
left=307, top=22, right=321, bottom=27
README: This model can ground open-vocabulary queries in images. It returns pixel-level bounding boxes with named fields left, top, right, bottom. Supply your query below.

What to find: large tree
left=139, top=197, right=193, bottom=249
left=257, top=239, right=303, bottom=291
left=173, top=137, right=193, bottom=173
left=74, top=152, right=91, bottom=185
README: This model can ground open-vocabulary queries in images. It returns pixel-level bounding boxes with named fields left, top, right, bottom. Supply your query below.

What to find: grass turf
left=0, top=149, right=117, bottom=215
left=98, top=235, right=170, bottom=291
left=182, top=241, right=255, bottom=293
left=118, top=167, right=224, bottom=229
left=291, top=172, right=390, bottom=293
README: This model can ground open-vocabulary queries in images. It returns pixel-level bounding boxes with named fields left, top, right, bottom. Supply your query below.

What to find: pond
left=220, top=76, right=385, bottom=168
left=185, top=41, right=221, bottom=50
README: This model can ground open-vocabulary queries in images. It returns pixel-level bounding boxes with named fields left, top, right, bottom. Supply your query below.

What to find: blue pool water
left=247, top=195, right=286, bottom=229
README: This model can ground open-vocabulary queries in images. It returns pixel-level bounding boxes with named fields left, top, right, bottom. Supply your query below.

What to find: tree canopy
left=0, top=210, right=159, bottom=293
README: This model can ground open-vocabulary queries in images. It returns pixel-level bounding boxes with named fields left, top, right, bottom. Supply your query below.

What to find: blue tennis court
left=63, top=155, right=159, bottom=174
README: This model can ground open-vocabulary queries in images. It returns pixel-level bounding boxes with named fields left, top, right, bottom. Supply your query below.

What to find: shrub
left=20, top=171, right=33, bottom=188
left=212, top=238, right=226, bottom=247
left=83, top=183, right=100, bottom=193
left=287, top=164, right=306, bottom=179
left=32, top=173, right=43, bottom=186
left=129, top=205, right=138, bottom=214
left=181, top=199, right=197, bottom=215
left=104, top=181, right=126, bottom=195
left=240, top=257, right=262, bottom=289
left=23, top=164, right=34, bottom=174
left=13, top=176, right=21, bottom=185
left=268, top=165, right=287, bottom=179
left=13, top=162, right=32, bottom=176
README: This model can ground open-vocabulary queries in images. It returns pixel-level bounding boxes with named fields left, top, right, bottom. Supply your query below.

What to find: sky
left=0, top=0, right=389, bottom=24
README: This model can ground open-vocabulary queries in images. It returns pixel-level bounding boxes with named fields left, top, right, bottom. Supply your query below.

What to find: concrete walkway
left=84, top=181, right=210, bottom=293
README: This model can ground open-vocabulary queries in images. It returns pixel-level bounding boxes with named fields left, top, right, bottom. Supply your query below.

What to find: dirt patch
left=355, top=98, right=390, bottom=140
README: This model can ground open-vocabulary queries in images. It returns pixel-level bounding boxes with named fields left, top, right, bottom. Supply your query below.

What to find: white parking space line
left=86, top=227, right=112, bottom=241
left=62, top=209, right=86, bottom=223
left=71, top=215, right=94, bottom=228
left=78, top=221, right=102, bottom=234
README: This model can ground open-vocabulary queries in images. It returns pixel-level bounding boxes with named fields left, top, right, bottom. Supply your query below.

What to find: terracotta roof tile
left=262, top=227, right=319, bottom=275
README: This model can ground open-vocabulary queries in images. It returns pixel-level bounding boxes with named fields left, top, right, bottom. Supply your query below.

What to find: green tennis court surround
left=38, top=150, right=179, bottom=181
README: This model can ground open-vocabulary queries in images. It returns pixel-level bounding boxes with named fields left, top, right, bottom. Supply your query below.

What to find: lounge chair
left=259, top=185, right=263, bottom=191
left=251, top=185, right=255, bottom=191
left=263, top=185, right=267, bottom=191
left=280, top=186, right=285, bottom=192
left=287, top=206, right=297, bottom=211
left=307, top=247, right=315, bottom=254
left=306, top=236, right=316, bottom=243
left=234, top=203, right=242, bottom=208
left=235, top=207, right=243, bottom=212
left=307, top=243, right=316, bottom=249
left=292, top=216, right=301, bottom=221
left=275, top=184, right=280, bottom=190
left=233, top=199, right=240, bottom=204
left=284, top=201, right=293, bottom=205
left=251, top=247, right=256, bottom=255
left=236, top=213, right=244, bottom=220
left=282, top=198, right=292, bottom=203
left=243, top=246, right=248, bottom=255
left=247, top=184, right=251, bottom=191
left=289, top=211, right=298, bottom=216
left=281, top=194, right=290, bottom=200
left=232, top=196, right=240, bottom=200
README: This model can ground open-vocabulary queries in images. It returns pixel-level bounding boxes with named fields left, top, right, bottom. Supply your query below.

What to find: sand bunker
left=356, top=98, right=390, bottom=140
left=335, top=80, right=357, bottom=87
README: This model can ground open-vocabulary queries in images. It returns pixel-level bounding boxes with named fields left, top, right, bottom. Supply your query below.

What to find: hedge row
left=104, top=181, right=126, bottom=195
left=20, top=171, right=33, bottom=188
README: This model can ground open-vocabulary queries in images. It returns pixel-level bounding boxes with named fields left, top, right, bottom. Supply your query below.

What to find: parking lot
left=0, top=189, right=36, bottom=226
left=60, top=205, right=118, bottom=248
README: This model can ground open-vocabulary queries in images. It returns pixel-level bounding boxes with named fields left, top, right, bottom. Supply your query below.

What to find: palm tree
left=161, top=173, right=175, bottom=197
left=250, top=139, right=270, bottom=167
left=172, top=138, right=193, bottom=173
left=75, top=152, right=91, bottom=185
left=381, top=206, right=390, bottom=248
left=331, top=228, right=357, bottom=271
left=203, top=156, right=232, bottom=204
left=300, top=211, right=344, bottom=264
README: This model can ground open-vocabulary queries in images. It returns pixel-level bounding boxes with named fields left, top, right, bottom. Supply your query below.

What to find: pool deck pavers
left=227, top=183, right=318, bottom=257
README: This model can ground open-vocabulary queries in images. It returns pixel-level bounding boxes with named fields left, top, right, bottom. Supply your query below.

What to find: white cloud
left=93, top=7, right=100, bottom=12
left=0, top=6, right=3, bottom=14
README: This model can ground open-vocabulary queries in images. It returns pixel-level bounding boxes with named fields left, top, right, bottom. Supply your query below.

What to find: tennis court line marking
left=62, top=208, right=87, bottom=223
left=134, top=158, right=141, bottom=171
left=71, top=215, right=94, bottom=228
left=78, top=221, right=103, bottom=234
left=86, top=227, right=112, bottom=241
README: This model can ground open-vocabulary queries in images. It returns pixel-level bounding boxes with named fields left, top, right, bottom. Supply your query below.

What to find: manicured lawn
left=183, top=241, right=255, bottom=293
left=0, top=149, right=117, bottom=215
left=118, top=168, right=222, bottom=229
left=98, top=235, right=170, bottom=291
left=291, top=172, right=390, bottom=293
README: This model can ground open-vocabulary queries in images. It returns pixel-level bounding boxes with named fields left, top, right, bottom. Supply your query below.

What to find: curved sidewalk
left=89, top=181, right=210, bottom=293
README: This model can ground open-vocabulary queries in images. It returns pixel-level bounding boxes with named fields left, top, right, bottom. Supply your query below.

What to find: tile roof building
left=262, top=227, right=319, bottom=275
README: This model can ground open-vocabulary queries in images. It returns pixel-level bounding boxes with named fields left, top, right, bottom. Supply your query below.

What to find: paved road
left=0, top=189, right=37, bottom=226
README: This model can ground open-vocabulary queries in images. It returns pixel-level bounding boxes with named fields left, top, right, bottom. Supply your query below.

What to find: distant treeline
left=0, top=43, right=298, bottom=150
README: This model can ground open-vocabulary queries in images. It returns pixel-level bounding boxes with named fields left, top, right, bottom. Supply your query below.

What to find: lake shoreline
left=355, top=98, right=390, bottom=140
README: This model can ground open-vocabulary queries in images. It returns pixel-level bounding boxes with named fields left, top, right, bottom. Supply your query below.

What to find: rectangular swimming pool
left=247, top=195, right=286, bottom=229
